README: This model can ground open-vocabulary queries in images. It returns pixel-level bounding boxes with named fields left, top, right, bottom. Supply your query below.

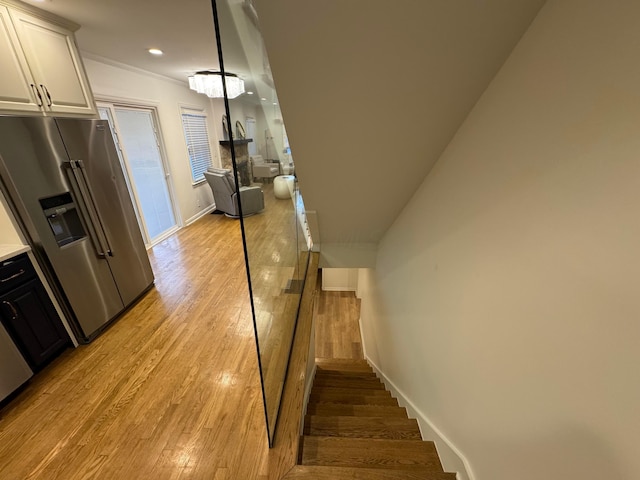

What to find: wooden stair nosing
left=310, top=386, right=391, bottom=397
left=316, top=358, right=371, bottom=366
left=316, top=359, right=373, bottom=372
left=300, top=436, right=444, bottom=472
left=304, top=415, right=421, bottom=440
left=315, top=366, right=374, bottom=374
left=308, top=394, right=399, bottom=407
left=316, top=368, right=378, bottom=378
left=283, top=465, right=457, bottom=480
left=312, top=376, right=386, bottom=390
left=306, top=404, right=409, bottom=418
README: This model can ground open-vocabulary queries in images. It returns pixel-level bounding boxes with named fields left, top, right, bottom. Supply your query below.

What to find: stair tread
left=301, top=436, right=444, bottom=471
left=316, top=359, right=373, bottom=373
left=283, top=465, right=457, bottom=480
left=313, top=376, right=386, bottom=390
left=309, top=393, right=398, bottom=407
left=315, top=370, right=378, bottom=378
left=316, top=358, right=370, bottom=366
left=305, top=415, right=421, bottom=440
left=311, top=386, right=391, bottom=396
left=307, top=404, right=409, bottom=418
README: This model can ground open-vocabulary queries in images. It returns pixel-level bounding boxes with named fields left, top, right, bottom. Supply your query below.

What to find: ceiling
left=23, top=0, right=548, bottom=258
left=21, top=0, right=246, bottom=85
left=255, top=0, right=548, bottom=252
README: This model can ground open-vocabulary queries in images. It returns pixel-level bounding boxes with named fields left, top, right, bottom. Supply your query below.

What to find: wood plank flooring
left=0, top=213, right=271, bottom=479
left=299, top=284, right=458, bottom=479
left=295, top=360, right=457, bottom=480
left=0, top=209, right=373, bottom=479
left=314, top=275, right=363, bottom=360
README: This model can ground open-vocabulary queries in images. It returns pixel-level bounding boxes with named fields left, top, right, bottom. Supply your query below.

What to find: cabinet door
left=0, top=5, right=41, bottom=112
left=9, top=9, right=96, bottom=116
left=0, top=279, right=70, bottom=370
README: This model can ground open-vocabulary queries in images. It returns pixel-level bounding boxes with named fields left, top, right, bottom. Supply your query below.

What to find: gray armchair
left=250, top=155, right=280, bottom=182
left=204, top=167, right=264, bottom=218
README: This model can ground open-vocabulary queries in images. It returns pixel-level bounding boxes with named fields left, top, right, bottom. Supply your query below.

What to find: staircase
left=283, top=358, right=457, bottom=479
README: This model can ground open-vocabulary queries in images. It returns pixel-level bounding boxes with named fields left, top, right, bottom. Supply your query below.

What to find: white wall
left=359, top=1, right=640, bottom=479
left=321, top=268, right=358, bottom=292
left=256, top=0, right=545, bottom=251
left=0, top=196, right=23, bottom=244
left=82, top=56, right=220, bottom=225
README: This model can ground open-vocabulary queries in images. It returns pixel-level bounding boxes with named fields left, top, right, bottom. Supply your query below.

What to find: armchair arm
left=253, top=164, right=279, bottom=178
left=235, top=186, right=264, bottom=214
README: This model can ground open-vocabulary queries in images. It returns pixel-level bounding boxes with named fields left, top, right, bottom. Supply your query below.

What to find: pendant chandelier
left=188, top=71, right=245, bottom=99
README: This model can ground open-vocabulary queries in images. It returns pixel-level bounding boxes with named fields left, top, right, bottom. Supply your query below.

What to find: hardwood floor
left=314, top=275, right=363, bottom=360
left=293, top=360, right=457, bottom=480
left=0, top=199, right=399, bottom=480
left=299, top=282, right=459, bottom=479
left=0, top=214, right=271, bottom=479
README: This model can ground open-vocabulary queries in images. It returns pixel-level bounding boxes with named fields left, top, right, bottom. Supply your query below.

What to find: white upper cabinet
left=0, top=2, right=96, bottom=116
left=0, top=5, right=40, bottom=112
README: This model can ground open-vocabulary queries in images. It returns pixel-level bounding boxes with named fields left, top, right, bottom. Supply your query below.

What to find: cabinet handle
left=2, top=301, right=18, bottom=320
left=40, top=84, right=53, bottom=107
left=30, top=84, right=43, bottom=107
left=1, top=269, right=25, bottom=283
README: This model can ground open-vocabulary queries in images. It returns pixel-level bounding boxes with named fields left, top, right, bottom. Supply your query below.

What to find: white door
left=98, top=104, right=178, bottom=246
left=246, top=117, right=257, bottom=156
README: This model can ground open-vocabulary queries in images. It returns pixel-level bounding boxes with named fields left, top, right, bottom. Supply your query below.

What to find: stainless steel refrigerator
left=0, top=117, right=154, bottom=342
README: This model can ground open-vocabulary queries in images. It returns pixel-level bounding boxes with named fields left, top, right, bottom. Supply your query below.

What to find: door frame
left=97, top=99, right=181, bottom=247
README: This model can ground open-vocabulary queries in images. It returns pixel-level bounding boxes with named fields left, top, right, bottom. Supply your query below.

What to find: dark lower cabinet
left=0, top=254, right=70, bottom=371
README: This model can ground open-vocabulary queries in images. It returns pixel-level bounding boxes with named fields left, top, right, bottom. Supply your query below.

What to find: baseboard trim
left=185, top=204, right=216, bottom=226
left=365, top=356, right=475, bottom=480
left=321, top=286, right=357, bottom=292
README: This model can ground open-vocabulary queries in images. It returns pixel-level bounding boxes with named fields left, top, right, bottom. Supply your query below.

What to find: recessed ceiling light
left=261, top=97, right=267, bottom=101
left=272, top=102, right=278, bottom=105
left=148, top=48, right=163, bottom=56
left=246, top=91, right=254, bottom=95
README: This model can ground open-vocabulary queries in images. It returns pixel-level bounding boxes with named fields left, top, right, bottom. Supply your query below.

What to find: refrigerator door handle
left=76, top=160, right=114, bottom=257
left=63, top=161, right=109, bottom=258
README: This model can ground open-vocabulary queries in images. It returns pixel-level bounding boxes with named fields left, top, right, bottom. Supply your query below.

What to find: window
left=181, top=108, right=214, bottom=183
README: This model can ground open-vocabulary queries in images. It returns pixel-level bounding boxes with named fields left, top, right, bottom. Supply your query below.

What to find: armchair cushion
left=250, top=155, right=280, bottom=180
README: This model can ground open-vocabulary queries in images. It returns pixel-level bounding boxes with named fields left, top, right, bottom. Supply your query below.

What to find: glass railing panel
left=212, top=0, right=310, bottom=445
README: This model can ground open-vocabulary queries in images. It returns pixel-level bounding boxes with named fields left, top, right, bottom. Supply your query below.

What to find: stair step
left=316, top=358, right=373, bottom=373
left=309, top=388, right=398, bottom=406
left=312, top=375, right=386, bottom=390
left=315, top=368, right=378, bottom=378
left=300, top=436, right=444, bottom=472
left=305, top=415, right=422, bottom=440
left=315, top=368, right=380, bottom=377
left=306, top=403, right=410, bottom=418
left=311, top=386, right=392, bottom=397
left=283, top=465, right=457, bottom=480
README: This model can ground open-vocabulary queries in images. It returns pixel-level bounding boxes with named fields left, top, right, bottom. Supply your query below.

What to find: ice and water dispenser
left=39, top=193, right=86, bottom=247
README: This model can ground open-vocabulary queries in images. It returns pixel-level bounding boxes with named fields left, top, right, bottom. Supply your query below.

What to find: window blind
left=181, top=111, right=213, bottom=183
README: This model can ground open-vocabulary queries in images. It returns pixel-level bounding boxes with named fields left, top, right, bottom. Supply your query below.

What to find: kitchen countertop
left=0, top=244, right=30, bottom=263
